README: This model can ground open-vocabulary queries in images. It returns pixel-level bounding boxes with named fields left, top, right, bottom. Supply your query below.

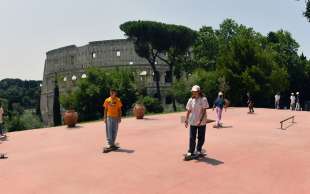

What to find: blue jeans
left=106, top=117, right=119, bottom=146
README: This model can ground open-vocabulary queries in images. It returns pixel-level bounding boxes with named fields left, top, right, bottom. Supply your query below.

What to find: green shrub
left=4, top=111, right=43, bottom=132
left=142, top=96, right=163, bottom=113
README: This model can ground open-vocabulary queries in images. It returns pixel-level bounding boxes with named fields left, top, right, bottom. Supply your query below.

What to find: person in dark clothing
left=247, top=92, right=254, bottom=113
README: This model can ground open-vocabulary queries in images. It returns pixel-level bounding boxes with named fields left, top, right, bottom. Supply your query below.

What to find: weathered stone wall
left=41, top=39, right=171, bottom=126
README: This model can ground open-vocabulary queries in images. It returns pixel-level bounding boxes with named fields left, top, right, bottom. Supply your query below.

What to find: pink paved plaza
left=1, top=108, right=310, bottom=194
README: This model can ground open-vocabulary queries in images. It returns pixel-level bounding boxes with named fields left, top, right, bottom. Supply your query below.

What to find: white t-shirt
left=275, top=94, right=280, bottom=102
left=0, top=107, right=4, bottom=124
left=290, top=96, right=296, bottom=104
left=186, top=97, right=209, bottom=126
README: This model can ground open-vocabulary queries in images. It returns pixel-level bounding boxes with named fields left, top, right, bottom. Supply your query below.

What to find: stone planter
left=133, top=104, right=145, bottom=119
left=64, top=110, right=78, bottom=128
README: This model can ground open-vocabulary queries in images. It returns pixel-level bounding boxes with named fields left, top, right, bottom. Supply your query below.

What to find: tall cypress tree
left=53, top=78, right=62, bottom=126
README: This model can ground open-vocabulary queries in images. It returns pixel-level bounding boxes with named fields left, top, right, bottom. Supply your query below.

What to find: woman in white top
left=184, top=85, right=209, bottom=161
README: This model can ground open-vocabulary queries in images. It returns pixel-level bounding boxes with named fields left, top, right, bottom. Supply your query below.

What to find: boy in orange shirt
left=103, top=89, right=123, bottom=153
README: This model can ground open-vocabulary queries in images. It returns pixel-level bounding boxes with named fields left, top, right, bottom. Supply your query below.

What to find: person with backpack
left=213, top=92, right=227, bottom=128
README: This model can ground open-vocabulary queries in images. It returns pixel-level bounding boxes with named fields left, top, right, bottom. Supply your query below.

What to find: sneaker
left=197, top=149, right=207, bottom=156
left=184, top=152, right=194, bottom=161
left=105, top=143, right=112, bottom=149
left=113, top=142, right=120, bottom=148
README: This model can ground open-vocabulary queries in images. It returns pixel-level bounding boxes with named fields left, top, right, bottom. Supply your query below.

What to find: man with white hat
left=184, top=85, right=209, bottom=161
left=290, top=93, right=296, bottom=111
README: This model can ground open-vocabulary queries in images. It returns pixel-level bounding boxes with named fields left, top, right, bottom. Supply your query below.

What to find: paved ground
left=1, top=108, right=310, bottom=194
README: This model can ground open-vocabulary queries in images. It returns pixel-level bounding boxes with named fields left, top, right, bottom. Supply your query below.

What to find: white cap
left=218, top=91, right=223, bottom=96
left=296, top=92, right=299, bottom=95
left=191, top=85, right=200, bottom=92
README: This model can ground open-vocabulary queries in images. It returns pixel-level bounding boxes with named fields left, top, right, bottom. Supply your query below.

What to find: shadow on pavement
left=0, top=153, right=8, bottom=159
left=143, top=118, right=159, bottom=121
left=67, top=126, right=84, bottom=130
left=196, top=157, right=224, bottom=166
left=220, top=125, right=233, bottom=129
left=114, top=148, right=135, bottom=154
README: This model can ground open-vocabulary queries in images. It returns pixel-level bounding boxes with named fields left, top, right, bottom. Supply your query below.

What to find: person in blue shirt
left=213, top=92, right=227, bottom=128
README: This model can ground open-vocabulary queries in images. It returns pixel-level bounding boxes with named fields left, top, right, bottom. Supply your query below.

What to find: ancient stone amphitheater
left=40, top=39, right=171, bottom=126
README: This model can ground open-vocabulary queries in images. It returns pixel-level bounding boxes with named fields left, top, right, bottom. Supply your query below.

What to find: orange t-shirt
left=103, top=97, right=122, bottom=117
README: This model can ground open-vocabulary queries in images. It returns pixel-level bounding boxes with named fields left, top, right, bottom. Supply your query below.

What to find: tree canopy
left=305, top=0, right=310, bottom=21
left=120, top=20, right=197, bottom=100
left=172, top=19, right=310, bottom=108
left=60, top=68, right=138, bottom=122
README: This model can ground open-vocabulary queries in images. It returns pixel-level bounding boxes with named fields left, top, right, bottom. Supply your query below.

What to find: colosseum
left=40, top=39, right=172, bottom=126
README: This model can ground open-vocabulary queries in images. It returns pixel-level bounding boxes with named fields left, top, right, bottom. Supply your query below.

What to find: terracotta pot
left=64, top=110, right=78, bottom=127
left=133, top=104, right=145, bottom=119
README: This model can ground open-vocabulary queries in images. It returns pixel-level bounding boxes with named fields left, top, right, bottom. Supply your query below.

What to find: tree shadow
left=196, top=156, right=224, bottom=166
left=113, top=148, right=135, bottom=154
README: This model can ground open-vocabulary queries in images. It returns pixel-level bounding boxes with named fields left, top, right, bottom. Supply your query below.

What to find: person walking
left=295, top=92, right=301, bottom=111
left=184, top=85, right=209, bottom=161
left=0, top=102, right=7, bottom=159
left=0, top=103, right=5, bottom=139
left=275, top=93, right=281, bottom=109
left=103, top=89, right=123, bottom=153
left=290, top=93, right=296, bottom=111
left=213, top=92, right=227, bottom=128
left=247, top=92, right=254, bottom=113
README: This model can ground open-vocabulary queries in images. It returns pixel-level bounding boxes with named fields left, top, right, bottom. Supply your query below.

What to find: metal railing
left=280, top=116, right=295, bottom=129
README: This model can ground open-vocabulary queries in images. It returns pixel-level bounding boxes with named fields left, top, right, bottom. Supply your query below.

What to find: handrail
left=280, top=116, right=295, bottom=129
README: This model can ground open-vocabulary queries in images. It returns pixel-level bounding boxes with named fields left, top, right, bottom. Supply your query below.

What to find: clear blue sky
left=0, top=0, right=309, bottom=80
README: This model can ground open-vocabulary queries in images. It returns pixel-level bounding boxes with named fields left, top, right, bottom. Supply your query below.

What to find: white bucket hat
left=191, top=85, right=200, bottom=92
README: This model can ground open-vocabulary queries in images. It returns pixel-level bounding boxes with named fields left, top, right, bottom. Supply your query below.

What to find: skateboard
left=183, top=152, right=207, bottom=161
left=0, top=153, right=7, bottom=159
left=0, top=135, right=7, bottom=140
left=103, top=146, right=120, bottom=153
left=213, top=124, right=223, bottom=128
